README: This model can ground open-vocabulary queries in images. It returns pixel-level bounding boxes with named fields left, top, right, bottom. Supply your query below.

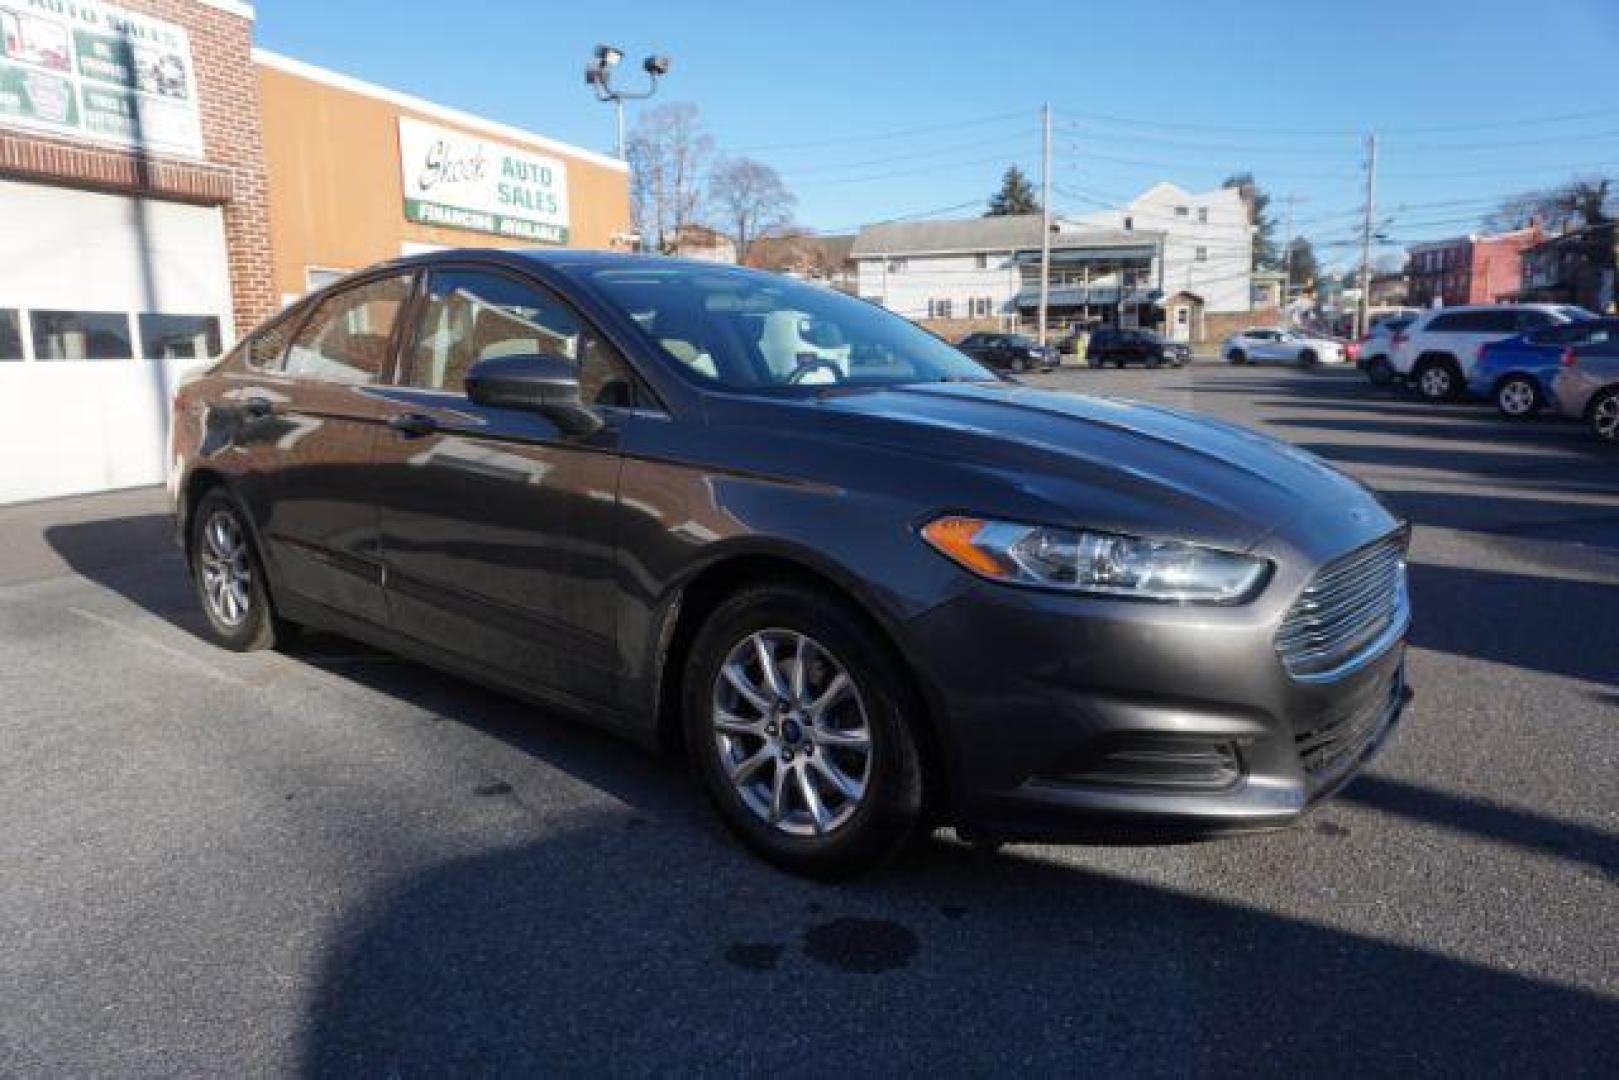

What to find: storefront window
left=0, top=310, right=22, bottom=360
left=31, top=311, right=134, bottom=361
left=139, top=314, right=222, bottom=360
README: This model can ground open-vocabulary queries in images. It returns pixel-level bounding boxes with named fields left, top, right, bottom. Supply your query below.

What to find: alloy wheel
left=199, top=508, right=253, bottom=628
left=1419, top=366, right=1453, bottom=399
left=1498, top=379, right=1537, bottom=416
left=711, top=629, right=873, bottom=838
left=1594, top=393, right=1619, bottom=442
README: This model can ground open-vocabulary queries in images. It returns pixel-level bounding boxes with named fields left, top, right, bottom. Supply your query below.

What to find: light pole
left=584, top=45, right=671, bottom=160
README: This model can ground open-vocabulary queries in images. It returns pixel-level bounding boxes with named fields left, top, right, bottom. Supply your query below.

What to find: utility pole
left=1281, top=193, right=1297, bottom=315
left=1356, top=133, right=1378, bottom=338
left=1038, top=102, right=1052, bottom=346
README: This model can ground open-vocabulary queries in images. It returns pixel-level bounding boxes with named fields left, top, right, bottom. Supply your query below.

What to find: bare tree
left=626, top=103, right=714, bottom=253
left=1484, top=176, right=1613, bottom=234
left=708, top=156, right=796, bottom=263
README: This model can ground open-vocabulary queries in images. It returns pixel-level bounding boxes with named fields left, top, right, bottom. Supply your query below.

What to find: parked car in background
left=1551, top=336, right=1619, bottom=442
left=1222, top=328, right=1347, bottom=366
left=169, top=250, right=1412, bottom=877
left=1388, top=304, right=1591, bottom=401
left=956, top=331, right=1058, bottom=372
left=1085, top=328, right=1191, bottom=368
left=1470, top=317, right=1619, bottom=418
left=1354, top=315, right=1417, bottom=386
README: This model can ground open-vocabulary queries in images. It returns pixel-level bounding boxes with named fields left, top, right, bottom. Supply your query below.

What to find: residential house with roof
left=1061, top=181, right=1254, bottom=321
left=1406, top=225, right=1544, bottom=308
left=851, top=214, right=1168, bottom=336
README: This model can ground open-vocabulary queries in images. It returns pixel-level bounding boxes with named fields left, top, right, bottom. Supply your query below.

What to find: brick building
left=0, top=0, right=270, bottom=503
left=0, top=1, right=630, bottom=504
left=1406, top=225, right=1543, bottom=309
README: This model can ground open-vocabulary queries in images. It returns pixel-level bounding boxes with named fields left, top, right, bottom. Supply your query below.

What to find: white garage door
left=0, top=178, right=235, bottom=505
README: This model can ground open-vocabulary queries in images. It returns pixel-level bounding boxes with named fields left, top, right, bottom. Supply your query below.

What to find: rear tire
left=1228, top=349, right=1247, bottom=365
left=1299, top=349, right=1319, bottom=368
left=1494, top=375, right=1541, bottom=419
left=189, top=490, right=283, bottom=652
left=683, top=582, right=925, bottom=879
left=1413, top=357, right=1461, bottom=401
left=1590, top=389, right=1619, bottom=443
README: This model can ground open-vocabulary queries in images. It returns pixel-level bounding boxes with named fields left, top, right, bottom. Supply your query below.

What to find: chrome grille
left=1276, top=534, right=1409, bottom=681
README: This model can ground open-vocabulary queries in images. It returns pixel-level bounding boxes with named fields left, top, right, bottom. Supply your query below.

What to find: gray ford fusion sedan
left=170, top=250, right=1411, bottom=877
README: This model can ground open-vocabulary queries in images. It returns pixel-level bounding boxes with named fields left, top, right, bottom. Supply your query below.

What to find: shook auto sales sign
left=398, top=116, right=571, bottom=244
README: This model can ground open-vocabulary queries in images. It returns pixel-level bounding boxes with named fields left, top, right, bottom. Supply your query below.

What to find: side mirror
left=464, top=353, right=602, bottom=437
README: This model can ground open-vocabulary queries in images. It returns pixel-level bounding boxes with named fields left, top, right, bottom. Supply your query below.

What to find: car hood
left=778, top=381, right=1395, bottom=554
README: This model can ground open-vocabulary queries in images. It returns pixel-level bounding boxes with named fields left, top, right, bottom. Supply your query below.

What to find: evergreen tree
left=985, top=166, right=1041, bottom=216
left=1222, top=172, right=1278, bottom=270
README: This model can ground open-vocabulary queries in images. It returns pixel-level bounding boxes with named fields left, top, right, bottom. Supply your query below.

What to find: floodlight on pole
left=585, top=44, right=671, bottom=160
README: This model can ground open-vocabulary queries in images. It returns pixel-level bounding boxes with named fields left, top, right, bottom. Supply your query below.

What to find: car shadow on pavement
left=41, top=510, right=1619, bottom=1075
left=297, top=811, right=1619, bottom=1076
left=1404, top=560, right=1619, bottom=687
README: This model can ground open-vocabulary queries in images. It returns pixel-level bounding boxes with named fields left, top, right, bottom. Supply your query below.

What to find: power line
left=728, top=108, right=1034, bottom=153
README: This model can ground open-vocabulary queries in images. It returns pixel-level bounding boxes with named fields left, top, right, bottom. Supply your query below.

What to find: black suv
left=956, top=332, right=1058, bottom=372
left=1086, top=328, right=1191, bottom=368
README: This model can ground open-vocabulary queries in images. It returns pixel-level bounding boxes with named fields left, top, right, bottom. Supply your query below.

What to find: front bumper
left=903, top=576, right=1411, bottom=843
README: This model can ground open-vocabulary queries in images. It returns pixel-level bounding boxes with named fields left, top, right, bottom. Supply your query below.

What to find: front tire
left=1495, top=376, right=1541, bottom=419
left=1299, top=349, right=1319, bottom=368
left=683, top=582, right=925, bottom=879
left=1591, top=389, right=1619, bottom=443
left=1228, top=349, right=1247, bottom=365
left=189, top=490, right=283, bottom=651
left=1009, top=356, right=1028, bottom=373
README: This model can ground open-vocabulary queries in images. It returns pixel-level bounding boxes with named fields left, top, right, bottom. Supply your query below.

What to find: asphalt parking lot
left=1, top=360, right=1615, bottom=1076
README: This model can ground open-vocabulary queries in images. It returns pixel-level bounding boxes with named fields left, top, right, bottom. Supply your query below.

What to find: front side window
left=405, top=268, right=637, bottom=407
left=32, top=310, right=133, bottom=360
left=0, top=309, right=21, bottom=360
left=568, top=263, right=995, bottom=391
left=139, top=314, right=222, bottom=360
left=284, top=274, right=413, bottom=385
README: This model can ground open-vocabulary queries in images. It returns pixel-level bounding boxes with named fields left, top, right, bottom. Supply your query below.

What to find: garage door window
left=139, top=315, right=222, bottom=360
left=31, top=310, right=134, bottom=361
left=0, top=310, right=21, bottom=360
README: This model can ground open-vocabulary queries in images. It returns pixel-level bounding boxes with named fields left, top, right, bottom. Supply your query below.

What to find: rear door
left=369, top=264, right=639, bottom=706
left=219, top=272, right=415, bottom=625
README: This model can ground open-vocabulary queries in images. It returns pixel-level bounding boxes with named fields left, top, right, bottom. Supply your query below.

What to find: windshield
left=566, top=263, right=996, bottom=391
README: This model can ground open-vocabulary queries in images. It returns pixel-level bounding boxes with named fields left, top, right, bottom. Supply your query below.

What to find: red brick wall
left=1468, top=228, right=1542, bottom=304
left=0, top=1, right=274, bottom=334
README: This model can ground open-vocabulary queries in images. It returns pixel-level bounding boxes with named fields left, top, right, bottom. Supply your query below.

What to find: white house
left=1061, top=182, right=1253, bottom=316
left=851, top=215, right=1166, bottom=330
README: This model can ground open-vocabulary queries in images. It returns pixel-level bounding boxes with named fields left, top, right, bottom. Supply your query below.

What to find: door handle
left=387, top=412, right=438, bottom=439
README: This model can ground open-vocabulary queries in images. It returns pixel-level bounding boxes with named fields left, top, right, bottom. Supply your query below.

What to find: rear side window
left=284, top=274, right=414, bottom=385
left=246, top=320, right=295, bottom=371
left=1516, top=310, right=1554, bottom=332
left=1427, top=311, right=1516, bottom=333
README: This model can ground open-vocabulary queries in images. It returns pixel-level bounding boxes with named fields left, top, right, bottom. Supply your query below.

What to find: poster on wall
left=398, top=116, right=571, bottom=245
left=0, top=0, right=202, bottom=156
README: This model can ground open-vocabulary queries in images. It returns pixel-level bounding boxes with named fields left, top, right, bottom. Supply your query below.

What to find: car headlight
left=920, top=516, right=1269, bottom=603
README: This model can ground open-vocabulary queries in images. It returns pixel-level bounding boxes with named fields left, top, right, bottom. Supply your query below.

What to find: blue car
left=1470, top=316, right=1617, bottom=418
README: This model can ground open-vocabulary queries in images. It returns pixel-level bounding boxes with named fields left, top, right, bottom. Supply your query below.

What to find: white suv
left=1391, top=304, right=1585, bottom=400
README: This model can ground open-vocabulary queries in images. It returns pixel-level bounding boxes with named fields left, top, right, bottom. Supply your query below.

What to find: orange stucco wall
left=257, top=61, right=631, bottom=301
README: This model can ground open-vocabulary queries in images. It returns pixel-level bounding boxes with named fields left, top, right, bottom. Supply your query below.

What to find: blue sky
left=260, top=0, right=1619, bottom=271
